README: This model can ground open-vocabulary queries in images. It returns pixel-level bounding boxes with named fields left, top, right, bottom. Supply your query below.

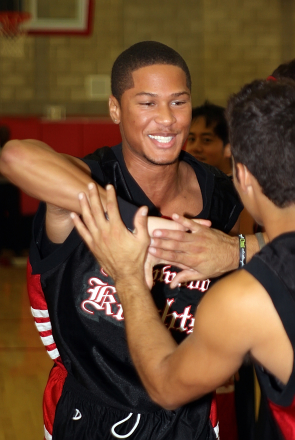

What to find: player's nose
left=155, top=104, right=176, bottom=126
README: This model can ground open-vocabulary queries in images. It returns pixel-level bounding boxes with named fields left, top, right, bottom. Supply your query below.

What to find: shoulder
left=195, top=270, right=273, bottom=354
left=198, top=269, right=262, bottom=321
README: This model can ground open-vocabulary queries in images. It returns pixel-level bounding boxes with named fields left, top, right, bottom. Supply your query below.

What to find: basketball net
left=0, top=11, right=31, bottom=58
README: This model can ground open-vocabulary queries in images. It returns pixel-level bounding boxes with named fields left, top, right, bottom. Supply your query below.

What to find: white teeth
left=148, top=135, right=173, bottom=143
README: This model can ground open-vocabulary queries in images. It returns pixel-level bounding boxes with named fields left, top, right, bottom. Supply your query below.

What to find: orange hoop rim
left=0, top=11, right=31, bottom=25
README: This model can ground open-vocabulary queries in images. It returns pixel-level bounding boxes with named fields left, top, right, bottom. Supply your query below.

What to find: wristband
left=255, top=232, right=266, bottom=250
left=239, top=234, right=246, bottom=268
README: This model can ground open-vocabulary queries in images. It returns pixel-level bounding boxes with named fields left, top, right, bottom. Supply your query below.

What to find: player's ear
left=223, top=143, right=231, bottom=159
left=235, top=163, right=246, bottom=191
left=236, top=163, right=252, bottom=193
left=109, top=96, right=121, bottom=124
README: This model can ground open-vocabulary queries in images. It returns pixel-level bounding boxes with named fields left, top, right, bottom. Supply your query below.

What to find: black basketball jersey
left=245, top=232, right=295, bottom=440
left=28, top=144, right=242, bottom=438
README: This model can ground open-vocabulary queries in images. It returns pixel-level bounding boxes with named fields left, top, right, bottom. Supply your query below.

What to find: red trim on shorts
left=43, top=363, right=68, bottom=436
left=269, top=396, right=295, bottom=439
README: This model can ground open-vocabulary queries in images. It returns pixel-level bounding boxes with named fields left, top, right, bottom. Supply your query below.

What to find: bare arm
left=71, top=185, right=291, bottom=410
left=0, top=139, right=107, bottom=242
left=115, top=270, right=292, bottom=409
left=0, top=140, right=194, bottom=244
left=0, top=139, right=106, bottom=212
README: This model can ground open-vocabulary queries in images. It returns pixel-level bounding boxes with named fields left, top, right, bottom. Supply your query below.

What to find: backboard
left=23, top=0, right=94, bottom=35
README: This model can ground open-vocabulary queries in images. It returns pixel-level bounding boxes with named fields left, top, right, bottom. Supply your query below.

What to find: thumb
left=144, top=257, right=154, bottom=290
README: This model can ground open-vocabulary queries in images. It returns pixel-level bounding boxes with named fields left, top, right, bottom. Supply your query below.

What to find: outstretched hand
left=149, top=213, right=238, bottom=288
left=71, top=183, right=152, bottom=287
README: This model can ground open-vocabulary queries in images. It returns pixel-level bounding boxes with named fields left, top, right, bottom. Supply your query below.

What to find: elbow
left=0, top=140, right=25, bottom=177
left=148, top=387, right=182, bottom=411
left=155, top=399, right=179, bottom=411
left=146, top=374, right=205, bottom=411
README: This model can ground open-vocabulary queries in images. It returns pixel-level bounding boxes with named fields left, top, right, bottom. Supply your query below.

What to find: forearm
left=232, top=232, right=268, bottom=270
left=0, top=139, right=106, bottom=213
left=206, top=231, right=268, bottom=273
left=116, top=276, right=178, bottom=407
left=245, top=232, right=268, bottom=262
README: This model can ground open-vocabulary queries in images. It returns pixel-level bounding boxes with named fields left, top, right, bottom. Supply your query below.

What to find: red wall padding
left=0, top=117, right=121, bottom=214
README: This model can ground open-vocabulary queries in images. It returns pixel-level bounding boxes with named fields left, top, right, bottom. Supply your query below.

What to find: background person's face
left=186, top=116, right=227, bottom=169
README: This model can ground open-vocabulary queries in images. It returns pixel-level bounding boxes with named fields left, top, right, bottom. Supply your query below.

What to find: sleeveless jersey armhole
left=245, top=257, right=295, bottom=407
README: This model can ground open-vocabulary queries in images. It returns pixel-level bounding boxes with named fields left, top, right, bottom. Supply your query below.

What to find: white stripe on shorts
left=40, top=335, right=55, bottom=346
left=44, top=425, right=52, bottom=440
left=214, top=422, right=220, bottom=439
left=35, top=321, right=52, bottom=332
left=31, top=307, right=49, bottom=318
left=47, top=347, right=60, bottom=360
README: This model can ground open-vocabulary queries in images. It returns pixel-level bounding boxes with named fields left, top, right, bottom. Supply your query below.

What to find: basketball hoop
left=0, top=11, right=31, bottom=58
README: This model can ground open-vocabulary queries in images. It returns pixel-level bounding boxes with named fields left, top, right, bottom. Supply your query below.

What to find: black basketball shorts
left=52, top=374, right=215, bottom=440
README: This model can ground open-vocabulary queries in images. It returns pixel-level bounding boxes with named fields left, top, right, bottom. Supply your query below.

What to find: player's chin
left=144, top=149, right=180, bottom=166
left=147, top=156, right=179, bottom=166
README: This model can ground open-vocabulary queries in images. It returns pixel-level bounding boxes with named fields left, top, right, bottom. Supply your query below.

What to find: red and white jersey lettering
left=80, top=267, right=211, bottom=336
left=81, top=273, right=124, bottom=321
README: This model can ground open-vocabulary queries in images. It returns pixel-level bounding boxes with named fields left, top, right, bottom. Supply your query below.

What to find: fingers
left=104, top=184, right=123, bottom=225
left=171, top=213, right=211, bottom=230
left=71, top=211, right=95, bottom=250
left=72, top=184, right=108, bottom=251
left=78, top=191, right=103, bottom=239
left=152, top=229, right=189, bottom=241
left=151, top=220, right=210, bottom=241
left=170, top=269, right=205, bottom=289
left=147, top=216, right=187, bottom=237
left=144, top=254, right=155, bottom=290
left=87, top=183, right=108, bottom=226
left=191, top=218, right=212, bottom=228
left=133, top=206, right=149, bottom=238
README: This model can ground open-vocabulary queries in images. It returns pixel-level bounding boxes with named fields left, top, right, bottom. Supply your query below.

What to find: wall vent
left=85, top=75, right=111, bottom=100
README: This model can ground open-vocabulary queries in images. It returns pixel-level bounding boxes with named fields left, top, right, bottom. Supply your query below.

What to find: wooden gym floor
left=0, top=264, right=52, bottom=440
left=0, top=260, right=261, bottom=440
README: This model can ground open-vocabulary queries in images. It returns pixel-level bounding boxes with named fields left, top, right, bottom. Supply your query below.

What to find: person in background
left=185, top=102, right=232, bottom=176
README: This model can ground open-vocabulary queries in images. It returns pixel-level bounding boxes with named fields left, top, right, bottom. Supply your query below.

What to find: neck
left=261, top=201, right=295, bottom=242
left=123, top=147, right=182, bottom=209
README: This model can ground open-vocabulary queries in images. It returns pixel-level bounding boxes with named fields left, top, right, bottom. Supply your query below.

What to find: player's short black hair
left=191, top=101, right=228, bottom=145
left=271, top=59, right=295, bottom=81
left=111, top=41, right=191, bottom=103
left=226, top=79, right=295, bottom=208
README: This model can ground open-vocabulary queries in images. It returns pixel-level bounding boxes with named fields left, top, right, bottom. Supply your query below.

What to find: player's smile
left=147, top=133, right=177, bottom=149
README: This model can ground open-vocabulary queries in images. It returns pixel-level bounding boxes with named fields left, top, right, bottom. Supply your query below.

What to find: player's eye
left=171, top=100, right=187, bottom=106
left=139, top=101, right=155, bottom=107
